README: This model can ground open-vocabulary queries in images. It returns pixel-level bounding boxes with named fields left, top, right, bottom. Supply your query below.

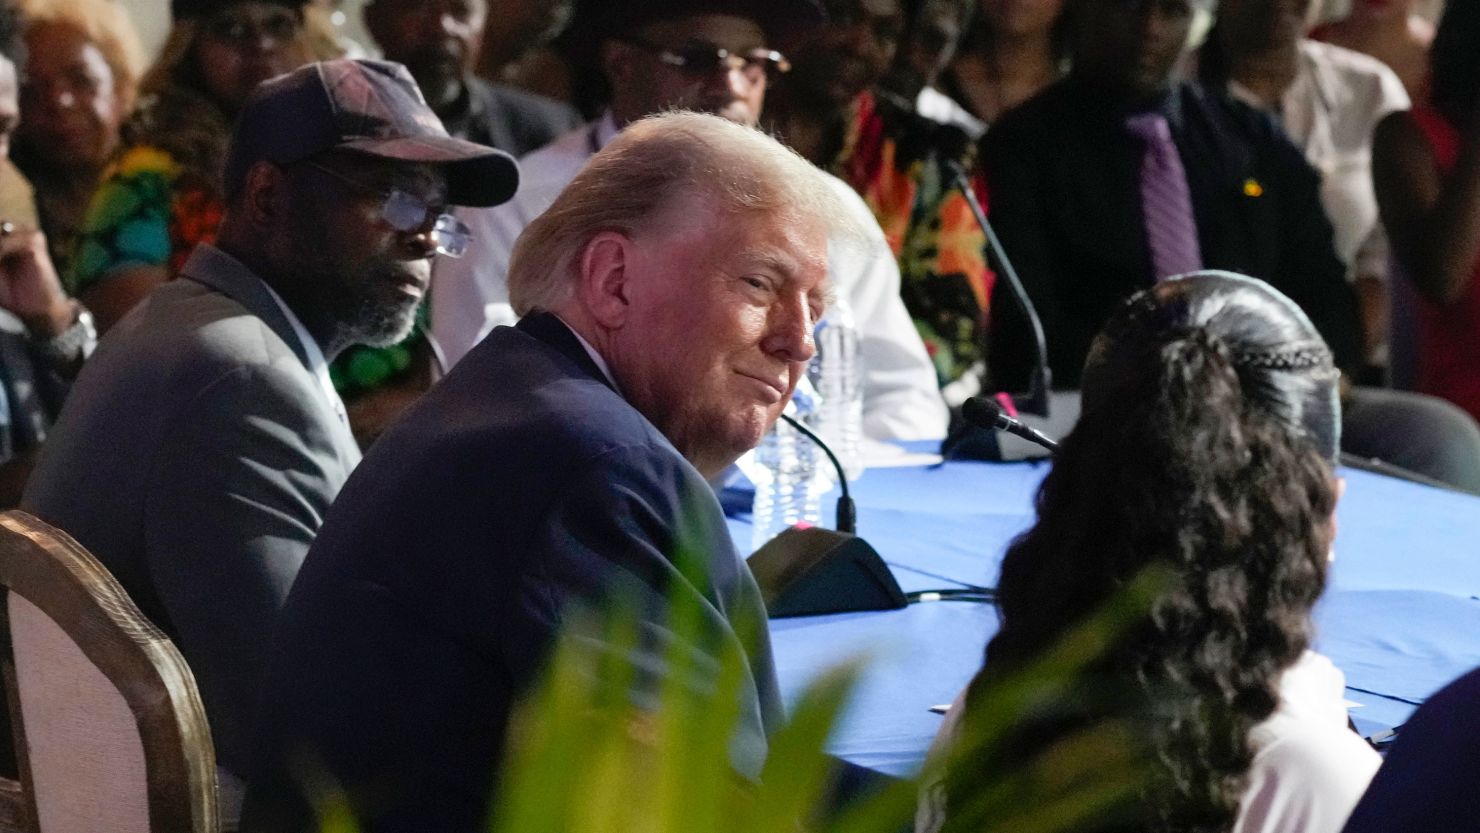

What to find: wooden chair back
left=0, top=511, right=218, bottom=833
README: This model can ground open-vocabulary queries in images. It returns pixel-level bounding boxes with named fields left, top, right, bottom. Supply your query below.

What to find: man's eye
left=742, top=276, right=770, bottom=291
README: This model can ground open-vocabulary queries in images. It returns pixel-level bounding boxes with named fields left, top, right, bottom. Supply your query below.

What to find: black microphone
left=746, top=416, right=907, bottom=618
left=961, top=396, right=1060, bottom=454
left=943, top=159, right=1053, bottom=419
left=778, top=412, right=856, bottom=534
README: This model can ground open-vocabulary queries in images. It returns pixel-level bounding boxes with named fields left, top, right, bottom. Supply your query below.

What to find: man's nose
left=704, top=62, right=759, bottom=102
left=403, top=224, right=439, bottom=259
left=763, top=299, right=818, bottom=364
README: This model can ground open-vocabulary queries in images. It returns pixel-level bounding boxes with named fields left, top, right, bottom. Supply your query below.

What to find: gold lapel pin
left=1243, top=178, right=1264, bottom=197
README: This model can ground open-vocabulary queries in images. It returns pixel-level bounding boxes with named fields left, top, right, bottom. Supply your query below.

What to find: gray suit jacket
left=21, top=244, right=361, bottom=778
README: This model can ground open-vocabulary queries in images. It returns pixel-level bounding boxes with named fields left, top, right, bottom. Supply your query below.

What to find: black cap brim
left=340, top=135, right=519, bottom=208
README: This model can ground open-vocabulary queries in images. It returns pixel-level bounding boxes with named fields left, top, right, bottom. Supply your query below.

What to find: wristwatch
left=36, top=300, right=96, bottom=366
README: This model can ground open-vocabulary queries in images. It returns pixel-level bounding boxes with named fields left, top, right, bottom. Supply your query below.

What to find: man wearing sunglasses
left=21, top=59, right=516, bottom=823
left=431, top=0, right=950, bottom=442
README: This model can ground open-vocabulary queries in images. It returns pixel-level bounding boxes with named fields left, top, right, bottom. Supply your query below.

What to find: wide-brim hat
left=584, top=0, right=826, bottom=41
left=222, top=59, right=518, bottom=208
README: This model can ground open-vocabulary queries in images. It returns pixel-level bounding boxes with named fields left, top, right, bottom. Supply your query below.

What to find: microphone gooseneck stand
left=943, top=159, right=1053, bottom=419
left=777, top=412, right=855, bottom=535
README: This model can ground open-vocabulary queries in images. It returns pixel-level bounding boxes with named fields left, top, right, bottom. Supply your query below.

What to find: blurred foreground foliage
left=315, top=561, right=1171, bottom=833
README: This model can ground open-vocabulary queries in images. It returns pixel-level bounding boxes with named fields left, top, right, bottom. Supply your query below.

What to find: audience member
left=765, top=0, right=991, bottom=400
left=1311, top=0, right=1434, bottom=101
left=364, top=0, right=580, bottom=157
left=339, top=0, right=582, bottom=443
left=1371, top=0, right=1480, bottom=425
left=1199, top=0, right=1411, bottom=374
left=939, top=0, right=1067, bottom=124
left=21, top=59, right=517, bottom=824
left=241, top=111, right=853, bottom=833
left=0, top=3, right=97, bottom=508
left=66, top=0, right=321, bottom=332
left=11, top=0, right=146, bottom=278
left=433, top=0, right=950, bottom=441
left=883, top=0, right=984, bottom=136
left=920, top=272, right=1378, bottom=833
left=1340, top=665, right=1480, bottom=833
left=984, top=0, right=1480, bottom=492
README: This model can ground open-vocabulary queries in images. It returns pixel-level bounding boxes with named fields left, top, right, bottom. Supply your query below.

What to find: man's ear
left=577, top=231, right=634, bottom=329
left=237, top=161, right=284, bottom=231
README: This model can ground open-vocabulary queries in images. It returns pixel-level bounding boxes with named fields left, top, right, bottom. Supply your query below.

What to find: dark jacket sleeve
left=511, top=444, right=780, bottom=776
left=145, top=361, right=343, bottom=776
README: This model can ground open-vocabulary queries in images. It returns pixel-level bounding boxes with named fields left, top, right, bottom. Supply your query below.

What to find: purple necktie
left=1125, top=112, right=1202, bottom=281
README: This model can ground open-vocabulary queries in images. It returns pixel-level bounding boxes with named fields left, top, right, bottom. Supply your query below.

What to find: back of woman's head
left=974, top=272, right=1340, bottom=832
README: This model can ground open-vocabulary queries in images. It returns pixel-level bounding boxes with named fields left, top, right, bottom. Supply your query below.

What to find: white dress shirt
left=430, top=113, right=950, bottom=442
left=1229, top=40, right=1410, bottom=283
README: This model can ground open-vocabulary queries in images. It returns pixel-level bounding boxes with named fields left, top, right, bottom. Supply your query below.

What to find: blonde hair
left=16, top=0, right=147, bottom=113
left=508, top=111, right=867, bottom=316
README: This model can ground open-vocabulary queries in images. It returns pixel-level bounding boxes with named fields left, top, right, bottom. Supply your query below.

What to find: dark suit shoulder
left=134, top=278, right=292, bottom=356
left=1175, top=81, right=1293, bottom=153
left=465, top=76, right=583, bottom=157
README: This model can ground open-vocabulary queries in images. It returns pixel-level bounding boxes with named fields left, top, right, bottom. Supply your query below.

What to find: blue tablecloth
left=730, top=459, right=1480, bottom=777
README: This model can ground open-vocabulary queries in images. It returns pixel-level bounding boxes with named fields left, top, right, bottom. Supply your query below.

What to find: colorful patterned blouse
left=832, top=91, right=993, bottom=385
left=68, top=146, right=221, bottom=294
left=67, top=145, right=427, bottom=400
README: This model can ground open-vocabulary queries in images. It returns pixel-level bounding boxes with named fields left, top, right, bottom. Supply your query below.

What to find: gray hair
left=508, top=110, right=868, bottom=316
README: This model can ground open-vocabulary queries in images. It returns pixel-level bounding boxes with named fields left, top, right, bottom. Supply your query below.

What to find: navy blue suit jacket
left=1340, top=665, right=1480, bottom=833
left=984, top=79, right=1362, bottom=390
left=240, top=313, right=782, bottom=832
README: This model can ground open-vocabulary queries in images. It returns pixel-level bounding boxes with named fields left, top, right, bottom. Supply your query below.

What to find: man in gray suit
left=20, top=58, right=517, bottom=814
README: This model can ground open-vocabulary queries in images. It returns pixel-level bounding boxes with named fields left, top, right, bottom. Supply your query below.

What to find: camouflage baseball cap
left=221, top=59, right=519, bottom=208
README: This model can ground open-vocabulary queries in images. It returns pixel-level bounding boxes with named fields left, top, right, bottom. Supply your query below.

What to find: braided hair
left=949, top=271, right=1340, bottom=833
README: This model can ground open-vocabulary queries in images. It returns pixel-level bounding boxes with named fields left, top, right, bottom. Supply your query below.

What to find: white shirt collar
left=259, top=280, right=350, bottom=427
left=552, top=313, right=620, bottom=392
left=594, top=111, right=621, bottom=150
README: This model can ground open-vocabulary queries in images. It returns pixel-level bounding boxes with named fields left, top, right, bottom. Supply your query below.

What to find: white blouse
left=916, top=650, right=1379, bottom=833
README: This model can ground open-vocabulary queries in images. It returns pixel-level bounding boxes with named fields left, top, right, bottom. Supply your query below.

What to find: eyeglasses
left=203, top=9, right=302, bottom=46
left=300, top=160, right=472, bottom=259
left=621, top=37, right=791, bottom=81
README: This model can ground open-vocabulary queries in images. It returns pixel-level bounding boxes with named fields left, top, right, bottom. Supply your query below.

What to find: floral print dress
left=833, top=91, right=993, bottom=386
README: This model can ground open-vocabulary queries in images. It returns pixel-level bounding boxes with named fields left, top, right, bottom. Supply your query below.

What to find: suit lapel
left=1174, top=85, right=1269, bottom=277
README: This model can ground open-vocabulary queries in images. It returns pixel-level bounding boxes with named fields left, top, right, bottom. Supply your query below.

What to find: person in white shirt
left=431, top=0, right=949, bottom=441
left=1198, top=0, right=1411, bottom=367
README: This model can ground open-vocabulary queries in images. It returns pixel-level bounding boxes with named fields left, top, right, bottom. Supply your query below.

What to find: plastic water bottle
left=747, top=383, right=825, bottom=553
left=809, top=295, right=865, bottom=480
